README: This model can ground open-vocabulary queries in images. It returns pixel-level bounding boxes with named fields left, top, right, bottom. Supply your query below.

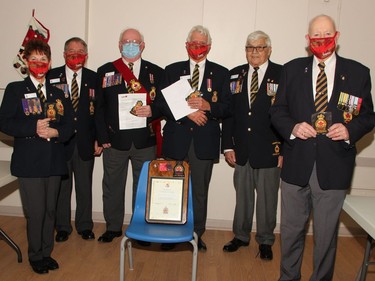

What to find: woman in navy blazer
left=0, top=39, right=73, bottom=274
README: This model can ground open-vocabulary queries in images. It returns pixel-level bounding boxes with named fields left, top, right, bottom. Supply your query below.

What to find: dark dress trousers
left=221, top=61, right=282, bottom=245
left=48, top=66, right=98, bottom=234
left=95, top=59, right=164, bottom=231
left=0, top=76, right=73, bottom=261
left=153, top=59, right=231, bottom=236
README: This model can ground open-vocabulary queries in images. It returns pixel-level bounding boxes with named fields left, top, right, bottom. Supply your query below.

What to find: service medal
left=212, top=91, right=218, bottom=102
left=207, top=79, right=212, bottom=92
left=150, top=87, right=156, bottom=100
left=56, top=99, right=64, bottom=115
left=89, top=101, right=95, bottom=115
left=343, top=112, right=352, bottom=124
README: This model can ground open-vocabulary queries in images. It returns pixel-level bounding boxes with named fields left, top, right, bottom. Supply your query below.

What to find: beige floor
left=0, top=215, right=374, bottom=281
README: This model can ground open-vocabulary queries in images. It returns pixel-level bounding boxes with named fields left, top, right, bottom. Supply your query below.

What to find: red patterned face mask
left=308, top=32, right=337, bottom=60
left=186, top=42, right=210, bottom=61
left=66, top=54, right=87, bottom=71
left=28, top=61, right=49, bottom=78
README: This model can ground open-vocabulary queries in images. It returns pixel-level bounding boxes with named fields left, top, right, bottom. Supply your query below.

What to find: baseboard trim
left=0, top=206, right=366, bottom=237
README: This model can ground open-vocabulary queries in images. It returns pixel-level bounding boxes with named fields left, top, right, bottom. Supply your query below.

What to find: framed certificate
left=145, top=160, right=189, bottom=224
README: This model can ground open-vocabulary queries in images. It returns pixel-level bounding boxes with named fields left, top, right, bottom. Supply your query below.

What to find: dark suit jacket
left=0, top=76, right=74, bottom=177
left=154, top=59, right=231, bottom=160
left=222, top=61, right=283, bottom=167
left=48, top=66, right=97, bottom=161
left=270, top=54, right=375, bottom=190
left=95, top=59, right=164, bottom=150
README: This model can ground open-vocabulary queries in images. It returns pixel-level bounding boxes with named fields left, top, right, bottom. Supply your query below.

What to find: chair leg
left=0, top=228, right=22, bottom=263
left=120, top=236, right=127, bottom=281
left=127, top=239, right=134, bottom=270
left=189, top=232, right=199, bottom=281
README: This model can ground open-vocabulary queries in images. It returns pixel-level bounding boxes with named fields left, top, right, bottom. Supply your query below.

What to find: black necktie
left=37, top=83, right=46, bottom=103
left=250, top=67, right=259, bottom=104
left=71, top=72, right=79, bottom=111
left=315, top=62, right=328, bottom=112
left=191, top=64, right=199, bottom=90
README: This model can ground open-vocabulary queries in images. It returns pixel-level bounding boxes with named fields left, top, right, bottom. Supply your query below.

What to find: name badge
left=25, top=93, right=37, bottom=99
left=49, top=78, right=60, bottom=84
left=230, top=74, right=239, bottom=79
left=105, top=71, right=115, bottom=77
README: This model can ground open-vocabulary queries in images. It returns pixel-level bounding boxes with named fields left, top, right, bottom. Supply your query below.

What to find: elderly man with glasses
left=95, top=28, right=164, bottom=243
left=221, top=30, right=283, bottom=260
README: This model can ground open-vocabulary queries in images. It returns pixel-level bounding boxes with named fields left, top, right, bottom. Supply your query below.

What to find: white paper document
left=118, top=93, right=147, bottom=130
left=161, top=78, right=196, bottom=121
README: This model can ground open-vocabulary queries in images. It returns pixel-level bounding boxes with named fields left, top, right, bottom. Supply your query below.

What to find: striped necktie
left=127, top=62, right=134, bottom=93
left=315, top=62, right=328, bottom=112
left=71, top=72, right=79, bottom=111
left=250, top=67, right=259, bottom=104
left=37, top=83, right=46, bottom=103
left=191, top=64, right=199, bottom=90
left=128, top=62, right=134, bottom=73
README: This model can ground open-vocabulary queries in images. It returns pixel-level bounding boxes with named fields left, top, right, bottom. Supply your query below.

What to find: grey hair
left=246, top=30, right=271, bottom=47
left=186, top=25, right=212, bottom=44
left=118, top=28, right=144, bottom=43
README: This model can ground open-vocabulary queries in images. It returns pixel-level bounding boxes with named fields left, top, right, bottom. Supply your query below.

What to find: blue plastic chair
left=119, top=161, right=198, bottom=281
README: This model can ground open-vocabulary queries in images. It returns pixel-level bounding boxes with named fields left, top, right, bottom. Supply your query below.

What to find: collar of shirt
left=65, top=66, right=83, bottom=97
left=189, top=59, right=206, bottom=90
left=313, top=53, right=337, bottom=100
left=30, top=75, right=47, bottom=100
left=122, top=58, right=141, bottom=79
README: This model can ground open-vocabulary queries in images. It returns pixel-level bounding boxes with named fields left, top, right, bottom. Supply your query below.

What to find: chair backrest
left=131, top=161, right=193, bottom=227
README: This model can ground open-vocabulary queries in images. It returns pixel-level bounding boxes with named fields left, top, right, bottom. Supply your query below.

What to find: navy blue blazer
left=0, top=76, right=74, bottom=177
left=270, top=54, right=375, bottom=190
left=95, top=59, right=164, bottom=150
left=222, top=61, right=283, bottom=167
left=154, top=59, right=231, bottom=160
left=48, top=66, right=97, bottom=161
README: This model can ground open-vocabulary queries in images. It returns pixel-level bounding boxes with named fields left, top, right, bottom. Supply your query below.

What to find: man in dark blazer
left=48, top=37, right=102, bottom=243
left=270, top=15, right=375, bottom=281
left=145, top=25, right=231, bottom=251
left=0, top=39, right=73, bottom=274
left=95, top=28, right=164, bottom=243
left=221, top=31, right=282, bottom=260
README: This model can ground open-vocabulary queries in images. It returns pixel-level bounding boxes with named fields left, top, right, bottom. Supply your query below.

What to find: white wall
left=0, top=0, right=374, bottom=232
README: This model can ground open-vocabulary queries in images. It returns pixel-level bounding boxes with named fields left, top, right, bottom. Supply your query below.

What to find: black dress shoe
left=259, top=244, right=273, bottom=260
left=43, top=257, right=59, bottom=270
left=78, top=230, right=95, bottom=240
left=198, top=238, right=207, bottom=252
left=161, top=243, right=176, bottom=250
left=97, top=230, right=122, bottom=243
left=55, top=231, right=69, bottom=242
left=30, top=259, right=48, bottom=274
left=223, top=238, right=249, bottom=252
left=135, top=240, right=151, bottom=246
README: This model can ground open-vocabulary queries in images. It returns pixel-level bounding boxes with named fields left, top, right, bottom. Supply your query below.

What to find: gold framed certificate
left=145, top=160, right=190, bottom=224
left=146, top=177, right=185, bottom=223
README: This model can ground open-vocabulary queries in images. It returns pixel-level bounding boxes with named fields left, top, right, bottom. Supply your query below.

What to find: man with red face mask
left=270, top=15, right=375, bottom=280
left=144, top=25, right=231, bottom=251
left=48, top=37, right=102, bottom=243
left=0, top=39, right=74, bottom=274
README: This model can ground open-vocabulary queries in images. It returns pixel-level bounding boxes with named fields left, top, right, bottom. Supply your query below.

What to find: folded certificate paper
left=161, top=78, right=197, bottom=121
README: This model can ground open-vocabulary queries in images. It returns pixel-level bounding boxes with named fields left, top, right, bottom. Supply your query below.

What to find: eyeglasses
left=122, top=39, right=142, bottom=45
left=245, top=46, right=268, bottom=53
